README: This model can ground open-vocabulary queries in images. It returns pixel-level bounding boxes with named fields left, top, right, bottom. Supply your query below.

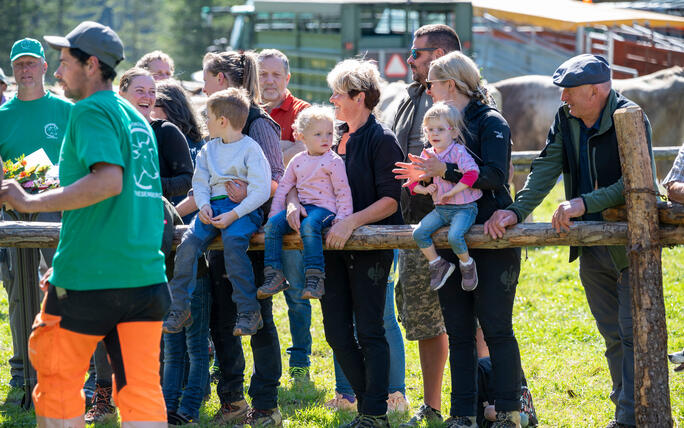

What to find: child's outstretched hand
left=199, top=204, right=213, bottom=224
left=211, top=211, right=238, bottom=229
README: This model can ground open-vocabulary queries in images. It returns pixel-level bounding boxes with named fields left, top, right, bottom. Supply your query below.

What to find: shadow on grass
left=0, top=388, right=36, bottom=427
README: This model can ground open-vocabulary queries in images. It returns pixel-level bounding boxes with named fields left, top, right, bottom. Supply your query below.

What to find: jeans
left=321, top=250, right=392, bottom=416
left=335, top=251, right=405, bottom=396
left=163, top=275, right=211, bottom=420
left=209, top=250, right=281, bottom=410
left=413, top=203, right=478, bottom=255
left=438, top=247, right=522, bottom=417
left=169, top=198, right=262, bottom=314
left=264, top=205, right=335, bottom=272
left=579, top=246, right=634, bottom=425
left=282, top=250, right=312, bottom=368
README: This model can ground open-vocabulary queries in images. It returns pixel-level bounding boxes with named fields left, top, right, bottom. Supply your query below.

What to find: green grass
left=1, top=183, right=683, bottom=427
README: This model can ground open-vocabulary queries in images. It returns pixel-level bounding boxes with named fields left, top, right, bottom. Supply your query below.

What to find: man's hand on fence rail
left=551, top=198, right=586, bottom=233
left=484, top=209, right=519, bottom=239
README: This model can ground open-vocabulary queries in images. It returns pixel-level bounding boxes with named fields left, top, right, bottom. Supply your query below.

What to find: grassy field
left=1, top=183, right=683, bottom=427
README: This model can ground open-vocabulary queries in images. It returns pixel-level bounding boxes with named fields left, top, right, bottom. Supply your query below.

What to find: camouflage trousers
left=395, top=248, right=446, bottom=341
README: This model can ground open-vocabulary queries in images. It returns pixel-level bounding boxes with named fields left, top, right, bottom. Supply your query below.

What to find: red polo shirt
left=268, top=91, right=311, bottom=141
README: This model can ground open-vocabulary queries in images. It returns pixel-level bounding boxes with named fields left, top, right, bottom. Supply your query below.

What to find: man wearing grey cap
left=0, top=21, right=169, bottom=428
left=0, top=37, right=72, bottom=392
left=484, top=54, right=657, bottom=428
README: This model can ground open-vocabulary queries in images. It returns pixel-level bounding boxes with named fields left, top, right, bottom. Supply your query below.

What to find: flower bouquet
left=3, top=153, right=59, bottom=194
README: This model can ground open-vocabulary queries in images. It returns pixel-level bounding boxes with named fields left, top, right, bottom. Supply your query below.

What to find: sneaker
left=232, top=311, right=264, bottom=336
left=243, top=407, right=283, bottom=427
left=257, top=266, right=288, bottom=299
left=325, top=392, right=357, bottom=411
left=399, top=403, right=442, bottom=427
left=386, top=391, right=410, bottom=413
left=491, top=411, right=521, bottom=428
left=353, top=414, right=390, bottom=428
left=444, top=416, right=477, bottom=427
left=212, top=399, right=250, bottom=424
left=163, top=309, right=192, bottom=334
left=429, top=258, right=455, bottom=291
left=668, top=349, right=684, bottom=372
left=459, top=258, right=478, bottom=291
left=84, top=385, right=116, bottom=424
left=168, top=410, right=198, bottom=426
left=520, top=386, right=538, bottom=427
left=289, top=366, right=310, bottom=383
left=301, top=268, right=325, bottom=299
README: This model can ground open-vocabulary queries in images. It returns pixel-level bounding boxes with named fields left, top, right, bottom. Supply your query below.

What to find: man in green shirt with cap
left=0, top=37, right=72, bottom=390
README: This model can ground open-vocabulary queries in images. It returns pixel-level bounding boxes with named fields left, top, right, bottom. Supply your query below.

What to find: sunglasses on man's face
left=410, top=47, right=438, bottom=60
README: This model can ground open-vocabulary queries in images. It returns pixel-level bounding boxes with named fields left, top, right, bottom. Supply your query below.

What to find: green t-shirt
left=0, top=91, right=73, bottom=164
left=49, top=90, right=167, bottom=290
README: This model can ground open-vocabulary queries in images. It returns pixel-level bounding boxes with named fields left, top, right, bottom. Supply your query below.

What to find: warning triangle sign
left=385, top=53, right=408, bottom=78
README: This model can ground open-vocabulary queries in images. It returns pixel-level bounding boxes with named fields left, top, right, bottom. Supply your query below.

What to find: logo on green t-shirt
left=131, top=123, right=160, bottom=194
left=44, top=123, right=60, bottom=139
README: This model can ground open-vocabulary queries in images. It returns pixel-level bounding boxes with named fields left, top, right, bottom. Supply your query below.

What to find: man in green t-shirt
left=0, top=37, right=72, bottom=390
left=0, top=21, right=169, bottom=428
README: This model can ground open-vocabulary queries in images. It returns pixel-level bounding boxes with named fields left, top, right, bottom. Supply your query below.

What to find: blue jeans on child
left=162, top=275, right=211, bottom=420
left=334, top=251, right=406, bottom=396
left=168, top=197, right=262, bottom=313
left=413, top=203, right=478, bottom=255
left=282, top=249, right=312, bottom=369
left=264, top=204, right=335, bottom=272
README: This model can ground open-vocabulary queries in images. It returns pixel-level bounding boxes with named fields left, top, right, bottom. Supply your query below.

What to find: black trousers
left=320, top=250, right=393, bottom=416
left=208, top=250, right=281, bottom=410
left=438, top=247, right=522, bottom=416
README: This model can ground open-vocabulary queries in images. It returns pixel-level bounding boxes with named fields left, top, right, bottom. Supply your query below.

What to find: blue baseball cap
left=553, top=54, right=611, bottom=88
left=10, top=38, right=45, bottom=62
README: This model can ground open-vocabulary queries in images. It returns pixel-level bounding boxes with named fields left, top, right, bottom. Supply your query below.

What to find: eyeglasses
left=410, top=47, right=438, bottom=60
left=425, top=79, right=450, bottom=90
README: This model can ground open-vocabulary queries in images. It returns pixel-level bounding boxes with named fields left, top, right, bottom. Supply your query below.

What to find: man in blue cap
left=483, top=54, right=657, bottom=428
left=0, top=37, right=72, bottom=392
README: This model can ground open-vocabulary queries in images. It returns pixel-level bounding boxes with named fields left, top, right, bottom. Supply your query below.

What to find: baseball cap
left=0, top=67, right=8, bottom=84
left=44, top=21, right=124, bottom=69
left=10, top=38, right=45, bottom=62
left=552, top=54, right=611, bottom=88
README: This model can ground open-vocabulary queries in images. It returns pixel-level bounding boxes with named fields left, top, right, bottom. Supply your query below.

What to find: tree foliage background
left=0, top=0, right=241, bottom=83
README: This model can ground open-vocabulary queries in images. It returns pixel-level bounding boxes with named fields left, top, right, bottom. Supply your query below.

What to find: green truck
left=209, top=0, right=472, bottom=103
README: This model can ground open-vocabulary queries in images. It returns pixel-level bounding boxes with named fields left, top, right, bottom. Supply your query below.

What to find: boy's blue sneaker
left=232, top=311, right=263, bottom=336
left=163, top=309, right=192, bottom=334
left=257, top=266, right=288, bottom=299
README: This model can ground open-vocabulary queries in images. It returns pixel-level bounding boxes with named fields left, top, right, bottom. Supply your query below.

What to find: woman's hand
left=225, top=179, right=247, bottom=203
left=393, top=152, right=447, bottom=183
left=325, top=216, right=357, bottom=250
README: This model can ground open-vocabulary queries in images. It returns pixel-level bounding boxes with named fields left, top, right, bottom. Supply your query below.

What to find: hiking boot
left=429, top=258, right=455, bottom=291
left=168, top=410, right=198, bottom=426
left=213, top=399, right=250, bottom=424
left=604, top=421, right=636, bottom=428
left=257, top=266, right=288, bottom=299
left=386, top=391, right=410, bottom=413
left=325, top=392, right=357, bottom=411
left=668, top=349, right=684, bottom=372
left=243, top=407, right=282, bottom=427
left=355, top=414, right=390, bottom=428
left=520, top=385, right=538, bottom=427
left=340, top=415, right=362, bottom=428
left=163, top=309, right=192, bottom=334
left=491, top=411, right=521, bottom=428
left=398, top=403, right=442, bottom=427
left=301, top=268, right=325, bottom=299
left=84, top=385, right=116, bottom=424
left=444, top=416, right=477, bottom=428
left=289, top=366, right=310, bottom=383
left=459, top=258, right=478, bottom=291
left=233, top=311, right=263, bottom=336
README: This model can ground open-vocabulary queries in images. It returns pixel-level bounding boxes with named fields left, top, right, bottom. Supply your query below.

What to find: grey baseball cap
left=44, top=21, right=124, bottom=69
left=0, top=68, right=8, bottom=85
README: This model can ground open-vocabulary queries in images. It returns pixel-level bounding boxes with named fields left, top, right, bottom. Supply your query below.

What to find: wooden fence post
left=614, top=106, right=672, bottom=426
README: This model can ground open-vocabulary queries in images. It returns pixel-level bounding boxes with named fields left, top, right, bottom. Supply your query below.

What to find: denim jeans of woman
left=162, top=275, right=211, bottom=420
left=334, top=251, right=405, bottom=396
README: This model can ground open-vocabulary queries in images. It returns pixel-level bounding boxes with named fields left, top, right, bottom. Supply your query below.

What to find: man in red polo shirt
left=258, top=49, right=310, bottom=166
